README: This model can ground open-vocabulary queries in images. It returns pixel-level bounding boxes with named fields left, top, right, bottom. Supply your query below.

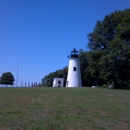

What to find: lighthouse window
left=73, top=67, right=76, bottom=71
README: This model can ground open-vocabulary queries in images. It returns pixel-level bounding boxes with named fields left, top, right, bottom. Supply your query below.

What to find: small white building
left=52, top=78, right=64, bottom=87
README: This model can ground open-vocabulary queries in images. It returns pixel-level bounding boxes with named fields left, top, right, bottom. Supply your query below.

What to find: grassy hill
left=0, top=87, right=130, bottom=130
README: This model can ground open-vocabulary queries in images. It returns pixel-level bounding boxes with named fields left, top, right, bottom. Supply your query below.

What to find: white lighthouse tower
left=66, top=48, right=82, bottom=87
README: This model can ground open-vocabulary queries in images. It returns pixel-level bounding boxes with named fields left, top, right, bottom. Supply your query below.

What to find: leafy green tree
left=83, top=50, right=107, bottom=86
left=0, top=72, right=15, bottom=86
left=78, top=50, right=90, bottom=86
left=87, top=9, right=130, bottom=89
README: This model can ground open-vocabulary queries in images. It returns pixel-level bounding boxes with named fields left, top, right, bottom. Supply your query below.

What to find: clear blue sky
left=0, top=0, right=130, bottom=86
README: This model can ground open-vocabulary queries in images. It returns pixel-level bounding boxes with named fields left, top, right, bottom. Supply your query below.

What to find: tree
left=87, top=9, right=130, bottom=89
left=78, top=50, right=90, bottom=86
left=0, top=72, right=15, bottom=86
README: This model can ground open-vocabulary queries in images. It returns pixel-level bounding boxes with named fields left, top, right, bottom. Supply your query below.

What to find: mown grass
left=0, top=87, right=130, bottom=130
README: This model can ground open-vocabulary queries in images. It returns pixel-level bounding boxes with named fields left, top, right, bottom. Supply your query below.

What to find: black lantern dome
left=70, top=48, right=78, bottom=58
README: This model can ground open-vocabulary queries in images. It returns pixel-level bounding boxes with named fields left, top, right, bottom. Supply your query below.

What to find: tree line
left=42, top=9, right=130, bottom=89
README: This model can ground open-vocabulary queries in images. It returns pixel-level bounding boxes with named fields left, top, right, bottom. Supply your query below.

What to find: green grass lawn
left=0, top=87, right=130, bottom=130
